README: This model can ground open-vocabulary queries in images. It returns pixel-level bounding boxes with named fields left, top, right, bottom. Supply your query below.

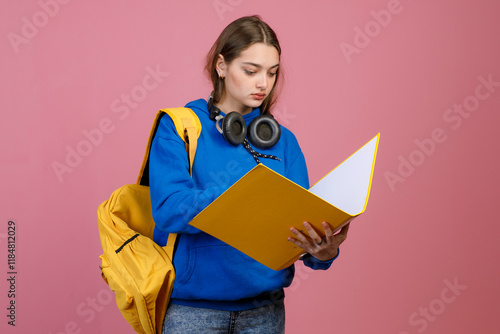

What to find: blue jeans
left=162, top=302, right=285, bottom=334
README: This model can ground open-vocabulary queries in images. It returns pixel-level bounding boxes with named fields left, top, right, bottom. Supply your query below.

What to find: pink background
left=1, top=0, right=499, bottom=333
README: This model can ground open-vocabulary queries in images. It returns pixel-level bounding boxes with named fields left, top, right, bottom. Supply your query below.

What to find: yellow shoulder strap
left=136, top=107, right=202, bottom=258
left=161, top=107, right=202, bottom=176
left=137, top=107, right=202, bottom=183
left=159, top=107, right=201, bottom=258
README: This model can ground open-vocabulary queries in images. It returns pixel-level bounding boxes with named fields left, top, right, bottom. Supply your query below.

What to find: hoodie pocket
left=173, top=243, right=273, bottom=301
left=175, top=244, right=231, bottom=287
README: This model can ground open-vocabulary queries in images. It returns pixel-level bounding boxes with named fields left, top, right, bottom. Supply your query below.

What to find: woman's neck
left=216, top=96, right=252, bottom=115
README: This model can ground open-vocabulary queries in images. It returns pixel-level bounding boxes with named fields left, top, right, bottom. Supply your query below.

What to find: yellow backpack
left=97, top=108, right=201, bottom=334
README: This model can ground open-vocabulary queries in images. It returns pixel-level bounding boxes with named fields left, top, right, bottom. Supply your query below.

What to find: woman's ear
left=215, top=54, right=226, bottom=79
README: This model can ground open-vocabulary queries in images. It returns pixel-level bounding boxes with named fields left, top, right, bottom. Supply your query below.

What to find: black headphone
left=208, top=95, right=281, bottom=149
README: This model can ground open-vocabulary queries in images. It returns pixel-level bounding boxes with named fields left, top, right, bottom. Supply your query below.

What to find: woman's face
left=217, top=43, right=280, bottom=114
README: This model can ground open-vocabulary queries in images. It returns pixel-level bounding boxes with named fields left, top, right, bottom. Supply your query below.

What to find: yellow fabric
left=162, top=107, right=201, bottom=176
left=97, top=108, right=200, bottom=334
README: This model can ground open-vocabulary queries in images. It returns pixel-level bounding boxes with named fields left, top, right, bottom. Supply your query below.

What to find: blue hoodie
left=149, top=99, right=336, bottom=311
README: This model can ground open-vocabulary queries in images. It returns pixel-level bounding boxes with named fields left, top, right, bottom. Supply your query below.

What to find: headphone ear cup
left=247, top=115, right=281, bottom=149
left=222, top=112, right=247, bottom=146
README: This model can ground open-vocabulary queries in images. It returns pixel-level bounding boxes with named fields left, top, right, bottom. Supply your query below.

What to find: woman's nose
left=256, top=73, right=268, bottom=90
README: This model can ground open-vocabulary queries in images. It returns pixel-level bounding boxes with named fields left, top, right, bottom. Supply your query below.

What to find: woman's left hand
left=288, top=221, right=350, bottom=262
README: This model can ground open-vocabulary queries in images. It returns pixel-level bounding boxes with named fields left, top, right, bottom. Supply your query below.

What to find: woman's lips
left=251, top=93, right=266, bottom=100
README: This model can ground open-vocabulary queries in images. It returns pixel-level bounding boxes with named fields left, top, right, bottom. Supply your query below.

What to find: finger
left=288, top=230, right=310, bottom=250
left=289, top=227, right=310, bottom=244
left=338, top=223, right=350, bottom=237
left=335, top=223, right=350, bottom=244
left=287, top=236, right=302, bottom=247
left=302, top=222, right=322, bottom=245
left=322, top=222, right=334, bottom=241
left=288, top=236, right=313, bottom=253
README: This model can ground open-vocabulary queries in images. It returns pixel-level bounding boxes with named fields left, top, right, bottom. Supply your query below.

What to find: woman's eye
left=244, top=70, right=255, bottom=75
left=268, top=72, right=277, bottom=77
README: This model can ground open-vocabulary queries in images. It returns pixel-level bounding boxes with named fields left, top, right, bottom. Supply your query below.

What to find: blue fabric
left=162, top=301, right=285, bottom=334
left=149, top=98, right=337, bottom=310
left=301, top=249, right=340, bottom=270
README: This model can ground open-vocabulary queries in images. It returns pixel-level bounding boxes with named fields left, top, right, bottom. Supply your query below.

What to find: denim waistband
left=170, top=289, right=285, bottom=311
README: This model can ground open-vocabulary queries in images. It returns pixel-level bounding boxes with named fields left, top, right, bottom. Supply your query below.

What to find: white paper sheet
left=309, top=134, right=379, bottom=215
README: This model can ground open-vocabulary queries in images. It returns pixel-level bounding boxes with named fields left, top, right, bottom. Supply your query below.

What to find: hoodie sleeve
left=149, top=115, right=227, bottom=236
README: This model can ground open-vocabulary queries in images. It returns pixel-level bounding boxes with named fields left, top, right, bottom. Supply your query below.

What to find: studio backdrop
left=1, top=0, right=499, bottom=333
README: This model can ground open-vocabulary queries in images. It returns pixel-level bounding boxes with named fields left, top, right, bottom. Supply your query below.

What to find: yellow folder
left=189, top=133, right=380, bottom=271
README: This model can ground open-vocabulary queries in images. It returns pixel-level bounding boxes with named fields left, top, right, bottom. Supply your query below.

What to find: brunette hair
left=205, top=15, right=282, bottom=115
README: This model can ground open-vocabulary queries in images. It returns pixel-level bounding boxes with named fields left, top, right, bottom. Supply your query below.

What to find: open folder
left=189, top=133, right=380, bottom=271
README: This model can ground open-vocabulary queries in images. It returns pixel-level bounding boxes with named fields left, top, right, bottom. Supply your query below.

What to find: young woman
left=149, top=15, right=350, bottom=334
